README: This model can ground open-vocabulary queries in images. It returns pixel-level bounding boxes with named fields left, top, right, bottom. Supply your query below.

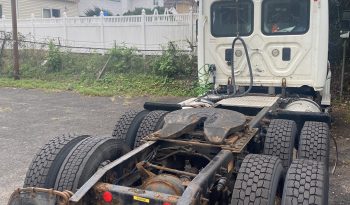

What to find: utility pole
left=11, top=0, right=20, bottom=80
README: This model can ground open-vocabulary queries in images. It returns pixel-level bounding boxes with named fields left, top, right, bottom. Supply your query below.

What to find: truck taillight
left=102, top=191, right=113, bottom=203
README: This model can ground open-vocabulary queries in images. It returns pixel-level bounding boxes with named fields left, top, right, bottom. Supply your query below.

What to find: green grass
left=0, top=74, right=199, bottom=97
left=0, top=45, right=202, bottom=97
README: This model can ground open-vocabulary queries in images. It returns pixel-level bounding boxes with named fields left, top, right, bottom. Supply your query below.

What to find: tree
left=84, top=6, right=113, bottom=16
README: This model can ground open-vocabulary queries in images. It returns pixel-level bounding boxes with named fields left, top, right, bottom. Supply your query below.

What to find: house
left=0, top=0, right=80, bottom=19
left=78, top=0, right=164, bottom=16
left=164, top=0, right=197, bottom=13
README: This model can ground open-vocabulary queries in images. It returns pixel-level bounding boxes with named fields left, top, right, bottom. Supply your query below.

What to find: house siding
left=0, top=0, right=79, bottom=19
left=1, top=1, right=11, bottom=18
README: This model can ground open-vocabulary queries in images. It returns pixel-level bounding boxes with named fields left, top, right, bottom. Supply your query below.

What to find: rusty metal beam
left=176, top=150, right=233, bottom=205
left=70, top=141, right=157, bottom=203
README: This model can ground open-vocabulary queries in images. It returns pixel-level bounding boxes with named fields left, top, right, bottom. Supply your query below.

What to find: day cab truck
left=8, top=0, right=331, bottom=204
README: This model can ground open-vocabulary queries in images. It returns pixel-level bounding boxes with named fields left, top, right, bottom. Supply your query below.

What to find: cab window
left=211, top=0, right=254, bottom=37
left=262, top=0, right=310, bottom=35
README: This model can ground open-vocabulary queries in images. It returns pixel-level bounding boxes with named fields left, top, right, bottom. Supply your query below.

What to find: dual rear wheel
left=112, top=109, right=168, bottom=148
left=232, top=119, right=330, bottom=205
left=24, top=109, right=168, bottom=192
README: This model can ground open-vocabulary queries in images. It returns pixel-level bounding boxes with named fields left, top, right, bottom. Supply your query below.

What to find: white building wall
left=78, top=0, right=123, bottom=16
left=0, top=0, right=79, bottom=19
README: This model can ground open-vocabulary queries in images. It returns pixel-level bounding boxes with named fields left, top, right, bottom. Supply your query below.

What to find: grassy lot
left=0, top=74, right=199, bottom=97
left=0, top=43, right=203, bottom=97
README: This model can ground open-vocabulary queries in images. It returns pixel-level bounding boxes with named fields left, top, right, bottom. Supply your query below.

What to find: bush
left=46, top=42, right=62, bottom=72
left=108, top=46, right=143, bottom=73
left=150, top=42, right=197, bottom=79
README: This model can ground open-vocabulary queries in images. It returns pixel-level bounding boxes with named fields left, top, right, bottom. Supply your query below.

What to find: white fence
left=0, top=11, right=198, bottom=53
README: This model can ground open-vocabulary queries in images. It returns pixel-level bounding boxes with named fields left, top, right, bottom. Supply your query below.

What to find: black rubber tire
left=282, top=159, right=328, bottom=205
left=263, top=119, right=297, bottom=171
left=55, top=136, right=128, bottom=192
left=134, top=110, right=168, bottom=148
left=231, top=154, right=284, bottom=205
left=23, top=134, right=90, bottom=188
left=112, top=109, right=150, bottom=148
left=298, top=121, right=330, bottom=168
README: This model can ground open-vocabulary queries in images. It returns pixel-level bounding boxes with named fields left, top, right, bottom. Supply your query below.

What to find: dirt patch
left=329, top=103, right=350, bottom=204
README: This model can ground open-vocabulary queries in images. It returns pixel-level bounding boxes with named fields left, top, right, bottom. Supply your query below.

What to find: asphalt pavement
left=0, top=87, right=182, bottom=204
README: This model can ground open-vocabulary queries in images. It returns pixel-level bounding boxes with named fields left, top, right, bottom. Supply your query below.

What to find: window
left=0, top=5, right=2, bottom=18
left=52, top=9, right=60, bottom=18
left=43, top=9, right=51, bottom=18
left=262, top=0, right=310, bottom=35
left=154, top=0, right=159, bottom=6
left=43, top=8, right=61, bottom=18
left=211, top=1, right=254, bottom=37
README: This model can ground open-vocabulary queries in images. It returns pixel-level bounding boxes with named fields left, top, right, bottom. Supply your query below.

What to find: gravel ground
left=0, top=87, right=348, bottom=204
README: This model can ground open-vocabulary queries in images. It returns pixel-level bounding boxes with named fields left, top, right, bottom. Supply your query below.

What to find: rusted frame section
left=70, top=141, right=157, bottom=202
left=8, top=187, right=73, bottom=205
left=148, top=128, right=258, bottom=153
left=176, top=150, right=233, bottom=205
left=143, top=162, right=198, bottom=178
left=94, top=183, right=180, bottom=204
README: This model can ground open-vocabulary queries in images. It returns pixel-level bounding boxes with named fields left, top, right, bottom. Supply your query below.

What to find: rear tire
left=23, top=134, right=89, bottom=188
left=231, top=154, right=284, bottom=205
left=282, top=159, right=328, bottom=205
left=134, top=110, right=168, bottom=148
left=263, top=119, right=297, bottom=171
left=54, top=136, right=129, bottom=192
left=112, top=109, right=150, bottom=148
left=298, top=121, right=330, bottom=168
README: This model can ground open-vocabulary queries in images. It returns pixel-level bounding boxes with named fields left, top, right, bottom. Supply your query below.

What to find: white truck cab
left=198, top=0, right=330, bottom=106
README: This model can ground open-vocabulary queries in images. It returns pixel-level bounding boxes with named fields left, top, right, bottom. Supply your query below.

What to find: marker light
left=102, top=191, right=113, bottom=203
left=163, top=202, right=172, bottom=205
left=272, top=49, right=280, bottom=57
left=235, top=50, right=243, bottom=57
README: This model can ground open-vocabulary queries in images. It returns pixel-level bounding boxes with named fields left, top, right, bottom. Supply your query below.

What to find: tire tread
left=23, top=134, right=89, bottom=188
left=263, top=119, right=297, bottom=170
left=231, top=154, right=283, bottom=205
left=298, top=121, right=330, bottom=167
left=282, top=159, right=327, bottom=205
left=134, top=110, right=168, bottom=148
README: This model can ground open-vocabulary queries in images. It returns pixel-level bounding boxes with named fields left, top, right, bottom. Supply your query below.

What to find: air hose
left=230, top=36, right=254, bottom=97
left=203, top=36, right=254, bottom=102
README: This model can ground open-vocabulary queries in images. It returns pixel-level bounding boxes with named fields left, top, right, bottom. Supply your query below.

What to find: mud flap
left=8, top=188, right=72, bottom=205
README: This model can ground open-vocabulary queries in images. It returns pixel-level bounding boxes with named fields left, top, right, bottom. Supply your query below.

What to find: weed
left=150, top=42, right=197, bottom=78
left=46, top=42, right=63, bottom=72
left=109, top=46, right=144, bottom=73
left=0, top=41, right=203, bottom=97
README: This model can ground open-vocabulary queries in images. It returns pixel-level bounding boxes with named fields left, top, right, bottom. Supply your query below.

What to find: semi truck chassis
left=8, top=94, right=331, bottom=205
